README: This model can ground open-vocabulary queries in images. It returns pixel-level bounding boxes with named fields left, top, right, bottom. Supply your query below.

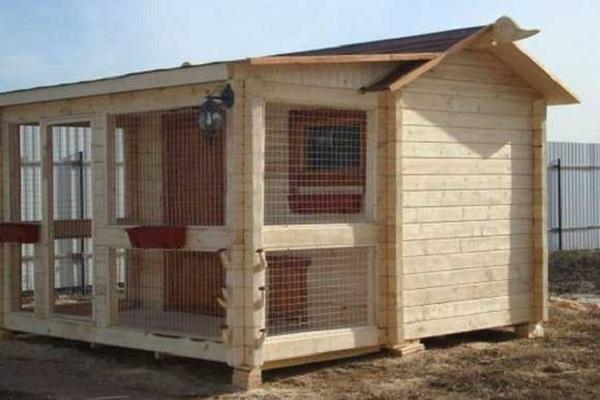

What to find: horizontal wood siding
left=401, top=50, right=534, bottom=339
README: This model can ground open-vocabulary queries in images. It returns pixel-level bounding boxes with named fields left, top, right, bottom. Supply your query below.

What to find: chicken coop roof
left=277, top=26, right=485, bottom=56
left=0, top=21, right=578, bottom=107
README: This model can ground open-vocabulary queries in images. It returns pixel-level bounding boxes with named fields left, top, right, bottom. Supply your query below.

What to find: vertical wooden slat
left=92, top=113, right=114, bottom=327
left=37, top=121, right=52, bottom=318
left=5, top=124, right=21, bottom=313
left=0, top=115, right=8, bottom=324
left=532, top=98, right=548, bottom=322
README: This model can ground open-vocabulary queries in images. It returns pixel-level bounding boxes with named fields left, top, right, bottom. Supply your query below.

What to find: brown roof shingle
left=277, top=26, right=484, bottom=56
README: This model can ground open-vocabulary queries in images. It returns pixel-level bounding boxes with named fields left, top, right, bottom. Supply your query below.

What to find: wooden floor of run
left=118, top=309, right=223, bottom=338
left=0, top=300, right=599, bottom=399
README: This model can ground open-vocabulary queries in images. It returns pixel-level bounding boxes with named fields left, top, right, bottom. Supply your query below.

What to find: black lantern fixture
left=199, top=84, right=234, bottom=139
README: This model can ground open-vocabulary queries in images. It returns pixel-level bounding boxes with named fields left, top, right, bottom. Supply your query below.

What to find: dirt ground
left=1, top=251, right=599, bottom=400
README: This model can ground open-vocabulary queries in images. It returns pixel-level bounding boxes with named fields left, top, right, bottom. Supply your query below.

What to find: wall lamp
left=198, top=84, right=235, bottom=140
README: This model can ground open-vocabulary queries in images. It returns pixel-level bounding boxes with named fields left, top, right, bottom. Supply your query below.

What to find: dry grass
left=0, top=251, right=599, bottom=399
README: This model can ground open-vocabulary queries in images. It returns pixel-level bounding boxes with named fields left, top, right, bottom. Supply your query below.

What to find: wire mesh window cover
left=8, top=124, right=41, bottom=312
left=265, top=104, right=367, bottom=225
left=266, top=246, right=372, bottom=336
left=116, top=249, right=225, bottom=338
left=112, top=107, right=225, bottom=227
left=53, top=238, right=93, bottom=317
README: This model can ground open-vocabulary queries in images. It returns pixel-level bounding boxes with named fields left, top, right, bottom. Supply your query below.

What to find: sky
left=0, top=0, right=598, bottom=142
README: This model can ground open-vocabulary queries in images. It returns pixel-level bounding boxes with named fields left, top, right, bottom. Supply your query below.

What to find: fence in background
left=547, top=141, right=600, bottom=251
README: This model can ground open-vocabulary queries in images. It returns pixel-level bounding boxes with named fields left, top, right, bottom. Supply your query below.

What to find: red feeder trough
left=126, top=226, right=187, bottom=249
left=0, top=222, right=41, bottom=243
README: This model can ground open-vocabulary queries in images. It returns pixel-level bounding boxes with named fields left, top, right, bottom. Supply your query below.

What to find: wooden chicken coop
left=0, top=17, right=578, bottom=389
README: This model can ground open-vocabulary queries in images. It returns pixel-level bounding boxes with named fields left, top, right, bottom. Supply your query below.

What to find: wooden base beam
left=514, top=322, right=544, bottom=339
left=232, top=366, right=262, bottom=390
left=263, top=345, right=380, bottom=371
left=387, top=340, right=425, bottom=357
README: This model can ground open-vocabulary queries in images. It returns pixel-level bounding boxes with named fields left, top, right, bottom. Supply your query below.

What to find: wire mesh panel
left=53, top=238, right=93, bottom=316
left=110, top=107, right=225, bottom=226
left=50, top=122, right=93, bottom=317
left=265, top=103, right=368, bottom=225
left=8, top=123, right=41, bottom=312
left=115, top=249, right=225, bottom=338
left=266, top=246, right=372, bottom=336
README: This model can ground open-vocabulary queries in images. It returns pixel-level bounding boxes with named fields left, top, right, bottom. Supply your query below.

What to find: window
left=289, top=109, right=366, bottom=214
left=306, top=125, right=361, bottom=171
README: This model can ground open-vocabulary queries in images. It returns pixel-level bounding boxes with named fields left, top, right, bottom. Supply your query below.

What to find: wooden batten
left=37, top=120, right=53, bottom=319
left=249, top=53, right=441, bottom=65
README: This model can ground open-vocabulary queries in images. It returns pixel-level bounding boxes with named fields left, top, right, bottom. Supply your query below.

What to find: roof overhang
left=361, top=23, right=579, bottom=105
left=0, top=17, right=578, bottom=107
left=0, top=62, right=229, bottom=107
left=489, top=42, right=579, bottom=105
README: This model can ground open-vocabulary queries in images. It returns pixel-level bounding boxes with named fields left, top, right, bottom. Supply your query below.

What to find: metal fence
left=547, top=141, right=600, bottom=251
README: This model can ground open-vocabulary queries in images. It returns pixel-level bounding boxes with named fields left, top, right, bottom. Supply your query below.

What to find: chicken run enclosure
left=0, top=18, right=578, bottom=389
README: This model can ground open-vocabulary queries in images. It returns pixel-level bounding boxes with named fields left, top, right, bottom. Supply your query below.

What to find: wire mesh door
left=50, top=121, right=93, bottom=317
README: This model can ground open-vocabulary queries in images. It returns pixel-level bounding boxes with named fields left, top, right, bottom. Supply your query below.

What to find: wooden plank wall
left=400, top=50, right=537, bottom=339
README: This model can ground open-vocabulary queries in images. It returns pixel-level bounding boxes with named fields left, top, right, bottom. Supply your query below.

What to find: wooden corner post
left=517, top=98, right=548, bottom=338
left=377, top=90, right=412, bottom=353
left=227, top=76, right=266, bottom=390
left=517, top=98, right=548, bottom=339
